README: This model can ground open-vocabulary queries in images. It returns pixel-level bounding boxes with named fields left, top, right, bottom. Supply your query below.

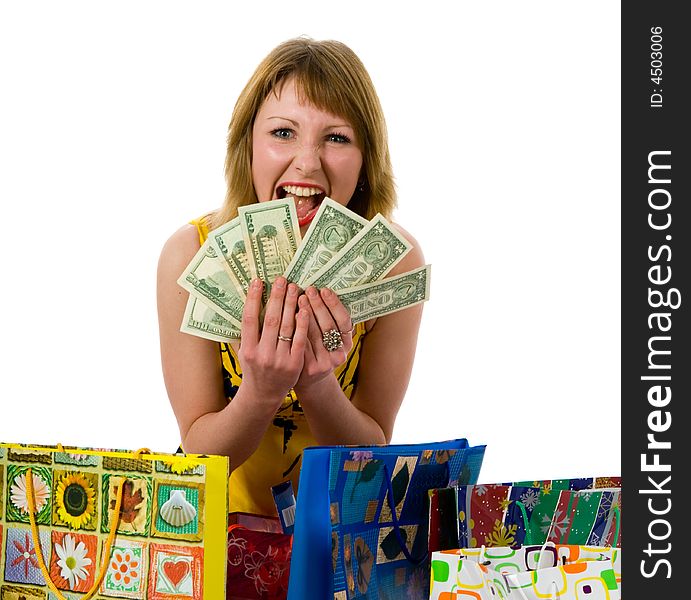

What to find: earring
left=357, top=179, right=366, bottom=192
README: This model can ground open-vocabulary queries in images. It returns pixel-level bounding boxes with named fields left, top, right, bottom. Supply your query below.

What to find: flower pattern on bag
left=226, top=527, right=292, bottom=599
left=10, top=472, right=50, bottom=515
left=1, top=443, right=228, bottom=600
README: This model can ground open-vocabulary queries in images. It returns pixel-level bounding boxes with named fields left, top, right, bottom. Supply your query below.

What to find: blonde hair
left=212, top=37, right=396, bottom=229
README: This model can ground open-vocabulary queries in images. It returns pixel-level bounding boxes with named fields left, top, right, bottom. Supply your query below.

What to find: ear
left=357, top=173, right=367, bottom=191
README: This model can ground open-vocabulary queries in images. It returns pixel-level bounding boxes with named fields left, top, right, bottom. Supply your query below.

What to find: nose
left=293, top=141, right=322, bottom=176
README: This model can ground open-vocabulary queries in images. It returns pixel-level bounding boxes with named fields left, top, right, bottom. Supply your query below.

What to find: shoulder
left=388, top=221, right=425, bottom=276
left=157, top=224, right=202, bottom=282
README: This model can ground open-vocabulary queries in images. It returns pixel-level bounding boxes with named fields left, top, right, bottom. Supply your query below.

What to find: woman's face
left=251, top=77, right=364, bottom=230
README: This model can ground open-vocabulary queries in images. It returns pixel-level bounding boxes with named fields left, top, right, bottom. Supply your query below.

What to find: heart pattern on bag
left=161, top=557, right=191, bottom=589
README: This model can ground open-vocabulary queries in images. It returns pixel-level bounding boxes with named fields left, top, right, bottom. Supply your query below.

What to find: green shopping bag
left=509, top=478, right=621, bottom=548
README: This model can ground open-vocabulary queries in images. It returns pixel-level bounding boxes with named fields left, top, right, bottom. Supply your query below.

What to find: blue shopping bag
left=287, top=438, right=486, bottom=600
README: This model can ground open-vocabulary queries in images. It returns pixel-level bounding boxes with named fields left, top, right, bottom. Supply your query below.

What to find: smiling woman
left=156, top=37, right=425, bottom=518
left=250, top=78, right=363, bottom=227
left=216, top=37, right=396, bottom=227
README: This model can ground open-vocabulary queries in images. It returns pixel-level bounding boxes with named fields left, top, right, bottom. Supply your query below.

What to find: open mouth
left=276, top=184, right=326, bottom=226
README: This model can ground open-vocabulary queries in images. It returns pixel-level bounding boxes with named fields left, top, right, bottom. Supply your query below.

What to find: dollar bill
left=335, top=264, right=431, bottom=324
left=207, top=216, right=252, bottom=298
left=283, top=197, right=369, bottom=287
left=239, top=199, right=302, bottom=304
left=176, top=240, right=244, bottom=327
left=179, top=205, right=432, bottom=343
left=304, top=214, right=412, bottom=291
left=180, top=294, right=241, bottom=342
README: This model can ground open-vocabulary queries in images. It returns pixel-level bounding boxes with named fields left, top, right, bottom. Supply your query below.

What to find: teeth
left=283, top=185, right=322, bottom=197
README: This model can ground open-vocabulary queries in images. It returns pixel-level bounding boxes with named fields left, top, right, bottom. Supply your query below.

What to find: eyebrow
left=265, top=116, right=354, bottom=129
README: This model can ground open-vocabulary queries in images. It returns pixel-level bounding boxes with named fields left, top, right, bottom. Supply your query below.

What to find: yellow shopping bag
left=0, top=442, right=228, bottom=599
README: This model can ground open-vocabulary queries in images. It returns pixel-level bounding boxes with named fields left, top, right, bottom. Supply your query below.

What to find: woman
left=157, top=37, right=425, bottom=517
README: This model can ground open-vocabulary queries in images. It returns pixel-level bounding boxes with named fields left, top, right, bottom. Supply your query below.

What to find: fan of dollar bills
left=178, top=197, right=431, bottom=342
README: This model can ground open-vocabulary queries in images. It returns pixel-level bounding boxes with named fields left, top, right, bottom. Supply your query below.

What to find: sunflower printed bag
left=0, top=442, right=228, bottom=599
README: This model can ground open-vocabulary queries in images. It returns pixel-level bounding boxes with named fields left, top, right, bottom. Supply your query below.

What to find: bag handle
left=26, top=467, right=125, bottom=600
left=381, top=460, right=450, bottom=566
left=515, top=500, right=533, bottom=545
left=55, top=444, right=152, bottom=457
left=609, top=505, right=621, bottom=548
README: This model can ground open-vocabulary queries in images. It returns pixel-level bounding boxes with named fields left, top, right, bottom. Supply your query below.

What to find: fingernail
left=307, top=286, right=318, bottom=298
left=287, top=283, right=298, bottom=296
left=321, top=288, right=333, bottom=299
left=274, top=277, right=286, bottom=290
left=252, top=279, right=262, bottom=290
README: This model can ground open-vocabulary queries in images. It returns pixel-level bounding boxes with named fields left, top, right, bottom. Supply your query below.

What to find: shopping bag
left=430, top=544, right=621, bottom=599
left=226, top=524, right=292, bottom=600
left=287, top=438, right=486, bottom=600
left=542, top=488, right=621, bottom=548
left=503, top=560, right=620, bottom=600
left=452, top=543, right=620, bottom=582
left=0, top=442, right=228, bottom=599
left=428, top=487, right=459, bottom=554
left=506, top=476, right=621, bottom=546
left=456, top=477, right=621, bottom=549
left=456, top=483, right=543, bottom=549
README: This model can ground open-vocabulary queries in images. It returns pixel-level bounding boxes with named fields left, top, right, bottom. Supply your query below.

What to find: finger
left=307, top=309, right=328, bottom=359
left=299, top=295, right=323, bottom=357
left=319, top=288, right=354, bottom=336
left=303, top=334, right=317, bottom=364
left=290, top=306, right=311, bottom=358
left=260, top=276, right=287, bottom=346
left=277, top=283, right=300, bottom=348
left=304, top=286, right=338, bottom=333
left=241, top=278, right=263, bottom=347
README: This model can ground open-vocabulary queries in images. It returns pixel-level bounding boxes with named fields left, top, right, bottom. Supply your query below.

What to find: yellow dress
left=190, top=215, right=366, bottom=516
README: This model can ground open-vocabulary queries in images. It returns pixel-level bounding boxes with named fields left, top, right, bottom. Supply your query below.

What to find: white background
left=0, top=1, right=620, bottom=485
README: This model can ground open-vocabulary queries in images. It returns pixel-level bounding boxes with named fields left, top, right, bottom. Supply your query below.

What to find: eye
left=326, top=133, right=352, bottom=144
left=270, top=128, right=294, bottom=140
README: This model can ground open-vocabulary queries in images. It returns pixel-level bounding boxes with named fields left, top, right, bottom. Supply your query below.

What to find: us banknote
left=207, top=216, right=252, bottom=298
left=180, top=294, right=240, bottom=342
left=179, top=200, right=429, bottom=341
left=238, top=200, right=301, bottom=305
left=303, top=214, right=412, bottom=291
left=335, top=264, right=431, bottom=324
left=176, top=240, right=244, bottom=327
left=283, top=197, right=368, bottom=287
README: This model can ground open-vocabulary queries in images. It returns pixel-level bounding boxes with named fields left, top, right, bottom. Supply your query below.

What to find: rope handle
left=55, top=444, right=151, bottom=458
left=610, top=505, right=621, bottom=548
left=26, top=467, right=126, bottom=600
left=515, top=500, right=533, bottom=545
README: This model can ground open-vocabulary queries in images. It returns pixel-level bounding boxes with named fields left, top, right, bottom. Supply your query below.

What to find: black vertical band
left=622, top=2, right=689, bottom=594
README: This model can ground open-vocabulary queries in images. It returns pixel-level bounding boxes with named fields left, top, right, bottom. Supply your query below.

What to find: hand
left=238, top=277, right=310, bottom=408
left=294, top=286, right=354, bottom=394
